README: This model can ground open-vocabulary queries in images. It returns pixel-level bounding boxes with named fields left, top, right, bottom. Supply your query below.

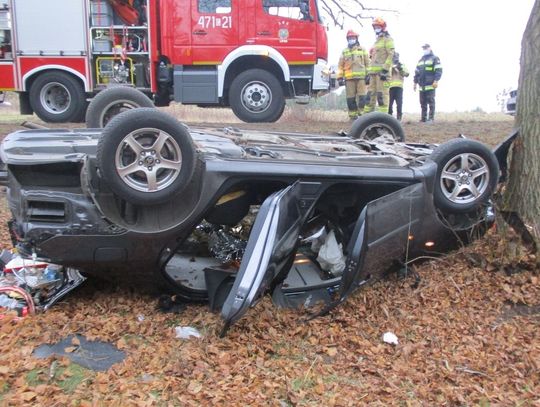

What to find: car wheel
left=86, top=86, right=154, bottom=128
left=229, top=69, right=285, bottom=123
left=29, top=71, right=86, bottom=123
left=96, top=108, right=196, bottom=206
left=429, top=138, right=499, bottom=213
left=349, top=112, right=405, bottom=142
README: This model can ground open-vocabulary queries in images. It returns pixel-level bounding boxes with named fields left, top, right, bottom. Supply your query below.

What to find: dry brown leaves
left=0, top=119, right=537, bottom=405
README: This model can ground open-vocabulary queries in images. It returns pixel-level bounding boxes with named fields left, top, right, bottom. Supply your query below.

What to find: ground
left=0, top=103, right=538, bottom=405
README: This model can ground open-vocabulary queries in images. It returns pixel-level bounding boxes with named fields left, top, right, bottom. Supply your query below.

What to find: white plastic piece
left=383, top=332, right=399, bottom=345
left=174, top=326, right=202, bottom=339
left=316, top=230, right=345, bottom=276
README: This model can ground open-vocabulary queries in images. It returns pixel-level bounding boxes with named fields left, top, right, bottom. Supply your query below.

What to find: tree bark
left=504, top=0, right=540, bottom=251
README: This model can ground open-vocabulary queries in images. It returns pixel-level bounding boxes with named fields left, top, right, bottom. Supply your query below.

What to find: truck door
left=190, top=0, right=239, bottom=64
left=254, top=0, right=317, bottom=63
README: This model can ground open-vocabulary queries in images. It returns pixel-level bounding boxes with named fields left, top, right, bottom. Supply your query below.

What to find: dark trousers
left=419, top=90, right=436, bottom=121
left=388, top=87, right=403, bottom=120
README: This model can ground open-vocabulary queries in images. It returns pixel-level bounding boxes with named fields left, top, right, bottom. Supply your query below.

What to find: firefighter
left=336, top=30, right=370, bottom=120
left=413, top=44, right=443, bottom=122
left=364, top=17, right=394, bottom=113
left=387, top=52, right=409, bottom=121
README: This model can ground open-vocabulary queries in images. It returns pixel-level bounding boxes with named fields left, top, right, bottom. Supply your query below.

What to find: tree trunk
left=503, top=0, right=540, bottom=252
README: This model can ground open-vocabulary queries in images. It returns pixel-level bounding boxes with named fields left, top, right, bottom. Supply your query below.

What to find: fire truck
left=0, top=0, right=329, bottom=124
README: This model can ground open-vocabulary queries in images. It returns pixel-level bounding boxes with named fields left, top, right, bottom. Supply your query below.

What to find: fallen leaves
left=0, top=197, right=539, bottom=405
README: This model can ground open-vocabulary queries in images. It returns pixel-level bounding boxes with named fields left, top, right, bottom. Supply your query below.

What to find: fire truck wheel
left=29, top=71, right=86, bottom=123
left=229, top=69, right=285, bottom=123
left=86, top=86, right=155, bottom=128
left=349, top=112, right=405, bottom=142
left=97, top=108, right=196, bottom=206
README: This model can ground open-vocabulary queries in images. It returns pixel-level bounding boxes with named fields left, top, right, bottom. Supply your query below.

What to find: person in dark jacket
left=413, top=44, right=442, bottom=122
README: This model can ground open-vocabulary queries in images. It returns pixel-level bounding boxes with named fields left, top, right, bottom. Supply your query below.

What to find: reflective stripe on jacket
left=387, top=63, right=409, bottom=88
left=367, top=32, right=394, bottom=74
left=413, top=52, right=442, bottom=91
left=337, top=45, right=370, bottom=80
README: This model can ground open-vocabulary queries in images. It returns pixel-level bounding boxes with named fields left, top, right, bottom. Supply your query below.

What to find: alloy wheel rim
left=115, top=127, right=183, bottom=193
left=440, top=152, right=490, bottom=204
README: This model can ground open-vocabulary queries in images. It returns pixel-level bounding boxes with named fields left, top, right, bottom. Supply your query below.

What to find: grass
left=0, top=90, right=513, bottom=126
left=24, top=363, right=94, bottom=394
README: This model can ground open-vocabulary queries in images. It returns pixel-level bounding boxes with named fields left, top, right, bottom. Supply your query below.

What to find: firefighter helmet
left=372, top=17, right=387, bottom=30
left=346, top=29, right=359, bottom=38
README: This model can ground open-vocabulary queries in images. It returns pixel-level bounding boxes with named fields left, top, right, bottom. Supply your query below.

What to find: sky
left=326, top=0, right=535, bottom=113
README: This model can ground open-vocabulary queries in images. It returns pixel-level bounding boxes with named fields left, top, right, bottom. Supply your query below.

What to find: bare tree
left=503, top=0, right=540, bottom=254
left=318, top=0, right=395, bottom=28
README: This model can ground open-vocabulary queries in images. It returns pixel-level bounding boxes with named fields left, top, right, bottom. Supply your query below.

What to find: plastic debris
left=175, top=326, right=202, bottom=339
left=382, top=332, right=399, bottom=345
left=0, top=253, right=86, bottom=316
left=316, top=230, right=346, bottom=276
left=302, top=226, right=327, bottom=252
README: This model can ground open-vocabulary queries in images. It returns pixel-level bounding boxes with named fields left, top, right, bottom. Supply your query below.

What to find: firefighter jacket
left=367, top=32, right=394, bottom=75
left=414, top=52, right=442, bottom=91
left=337, top=44, right=370, bottom=80
left=388, top=63, right=409, bottom=88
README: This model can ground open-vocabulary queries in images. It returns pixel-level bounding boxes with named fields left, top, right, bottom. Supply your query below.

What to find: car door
left=220, top=181, right=321, bottom=335
left=339, top=183, right=425, bottom=301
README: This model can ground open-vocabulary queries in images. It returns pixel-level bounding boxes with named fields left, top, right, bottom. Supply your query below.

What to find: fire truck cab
left=0, top=0, right=330, bottom=124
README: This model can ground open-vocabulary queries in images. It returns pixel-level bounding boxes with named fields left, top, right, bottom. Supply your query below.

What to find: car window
left=198, top=0, right=231, bottom=14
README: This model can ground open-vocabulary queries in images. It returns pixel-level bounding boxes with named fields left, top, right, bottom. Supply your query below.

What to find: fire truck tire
left=97, top=108, right=196, bottom=206
left=86, top=86, right=155, bottom=128
left=29, top=71, right=86, bottom=123
left=229, top=69, right=285, bottom=123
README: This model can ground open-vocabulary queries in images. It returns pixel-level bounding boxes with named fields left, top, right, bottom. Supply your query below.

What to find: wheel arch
left=218, top=46, right=290, bottom=100
left=22, top=66, right=89, bottom=93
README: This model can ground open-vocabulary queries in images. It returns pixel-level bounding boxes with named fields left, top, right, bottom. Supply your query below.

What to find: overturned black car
left=0, top=110, right=512, bottom=334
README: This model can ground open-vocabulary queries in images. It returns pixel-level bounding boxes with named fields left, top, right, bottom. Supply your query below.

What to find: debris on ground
left=157, top=294, right=187, bottom=314
left=174, top=326, right=202, bottom=339
left=382, top=331, right=399, bottom=345
left=0, top=251, right=86, bottom=317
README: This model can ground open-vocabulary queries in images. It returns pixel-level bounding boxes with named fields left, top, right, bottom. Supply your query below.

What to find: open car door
left=220, top=181, right=320, bottom=336
left=339, top=183, right=425, bottom=302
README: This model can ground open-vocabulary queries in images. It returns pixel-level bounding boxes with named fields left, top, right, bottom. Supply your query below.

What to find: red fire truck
left=0, top=0, right=329, bottom=124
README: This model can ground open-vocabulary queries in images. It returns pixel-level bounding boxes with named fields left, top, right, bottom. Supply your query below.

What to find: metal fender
left=217, top=46, right=290, bottom=98
left=22, top=65, right=90, bottom=92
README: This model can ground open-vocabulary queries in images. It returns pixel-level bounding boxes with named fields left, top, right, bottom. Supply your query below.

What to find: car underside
left=0, top=110, right=512, bottom=333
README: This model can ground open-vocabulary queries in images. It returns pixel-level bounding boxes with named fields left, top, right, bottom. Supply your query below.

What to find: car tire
left=429, top=138, right=499, bottom=213
left=86, top=86, right=155, bottom=128
left=29, top=71, right=86, bottom=123
left=349, top=112, right=405, bottom=142
left=229, top=69, right=285, bottom=123
left=96, top=108, right=196, bottom=206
